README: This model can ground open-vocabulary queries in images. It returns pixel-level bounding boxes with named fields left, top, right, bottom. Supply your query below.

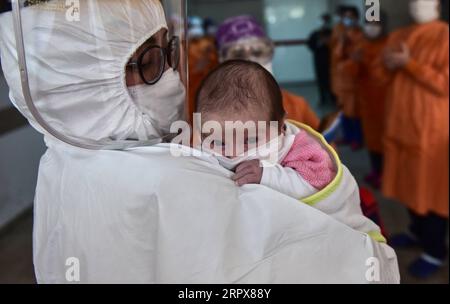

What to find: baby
left=194, top=60, right=388, bottom=247
left=195, top=60, right=336, bottom=199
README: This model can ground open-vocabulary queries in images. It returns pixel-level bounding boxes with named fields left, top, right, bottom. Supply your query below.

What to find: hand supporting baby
left=232, top=160, right=263, bottom=186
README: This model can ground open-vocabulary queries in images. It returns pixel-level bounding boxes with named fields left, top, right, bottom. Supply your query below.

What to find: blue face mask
left=342, top=17, right=356, bottom=28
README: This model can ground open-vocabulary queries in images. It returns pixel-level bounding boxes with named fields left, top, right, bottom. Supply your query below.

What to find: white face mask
left=364, top=24, right=383, bottom=39
left=206, top=134, right=286, bottom=171
left=188, top=27, right=205, bottom=38
left=249, top=59, right=274, bottom=75
left=129, top=69, right=186, bottom=137
left=409, top=0, right=440, bottom=24
left=342, top=17, right=357, bottom=28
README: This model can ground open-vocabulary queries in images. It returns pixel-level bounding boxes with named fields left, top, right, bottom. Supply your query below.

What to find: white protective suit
left=0, top=0, right=400, bottom=283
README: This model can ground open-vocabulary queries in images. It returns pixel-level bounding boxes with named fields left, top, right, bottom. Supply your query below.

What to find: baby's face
left=201, top=111, right=283, bottom=158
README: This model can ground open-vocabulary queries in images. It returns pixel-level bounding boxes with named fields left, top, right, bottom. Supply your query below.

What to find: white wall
left=189, top=0, right=265, bottom=24
left=189, top=0, right=446, bottom=82
left=264, top=0, right=330, bottom=83
left=190, top=0, right=328, bottom=83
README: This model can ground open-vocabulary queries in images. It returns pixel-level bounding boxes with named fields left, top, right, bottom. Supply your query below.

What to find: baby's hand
left=232, top=160, right=263, bottom=187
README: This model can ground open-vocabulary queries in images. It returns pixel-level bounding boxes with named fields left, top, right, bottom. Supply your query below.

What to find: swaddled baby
left=194, top=60, right=388, bottom=246
left=195, top=60, right=336, bottom=199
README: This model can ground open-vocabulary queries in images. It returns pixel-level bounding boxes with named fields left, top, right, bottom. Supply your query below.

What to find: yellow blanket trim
left=287, top=121, right=387, bottom=244
left=367, top=231, right=387, bottom=244
left=286, top=120, right=344, bottom=206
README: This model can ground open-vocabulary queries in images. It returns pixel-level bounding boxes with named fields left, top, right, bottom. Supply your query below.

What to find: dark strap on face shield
left=10, top=0, right=166, bottom=150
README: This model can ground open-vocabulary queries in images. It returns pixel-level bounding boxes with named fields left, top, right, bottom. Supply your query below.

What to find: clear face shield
left=8, top=0, right=187, bottom=150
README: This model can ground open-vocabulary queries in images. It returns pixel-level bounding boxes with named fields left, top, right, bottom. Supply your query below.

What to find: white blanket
left=33, top=140, right=399, bottom=283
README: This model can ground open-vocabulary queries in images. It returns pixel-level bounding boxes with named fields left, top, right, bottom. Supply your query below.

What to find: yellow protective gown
left=373, top=21, right=449, bottom=218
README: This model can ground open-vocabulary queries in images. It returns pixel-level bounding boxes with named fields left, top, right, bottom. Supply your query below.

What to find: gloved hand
left=383, top=42, right=410, bottom=70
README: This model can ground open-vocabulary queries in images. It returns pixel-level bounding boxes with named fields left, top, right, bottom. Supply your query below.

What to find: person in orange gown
left=188, top=37, right=219, bottom=122
left=341, top=16, right=389, bottom=188
left=373, top=0, right=449, bottom=278
left=187, top=17, right=219, bottom=124
left=331, top=6, right=364, bottom=149
left=281, top=90, right=320, bottom=130
left=214, top=15, right=320, bottom=131
left=330, top=5, right=347, bottom=101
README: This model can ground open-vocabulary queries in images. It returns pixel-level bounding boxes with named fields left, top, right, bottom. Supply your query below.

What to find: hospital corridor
left=0, top=0, right=449, bottom=285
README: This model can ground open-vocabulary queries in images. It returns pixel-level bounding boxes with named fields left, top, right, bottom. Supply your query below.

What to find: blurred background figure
left=373, top=0, right=449, bottom=279
left=307, top=14, right=334, bottom=106
left=342, top=12, right=389, bottom=189
left=203, top=17, right=218, bottom=37
left=188, top=15, right=205, bottom=38
left=187, top=16, right=219, bottom=121
left=330, top=5, right=347, bottom=104
left=332, top=5, right=364, bottom=150
left=215, top=15, right=321, bottom=130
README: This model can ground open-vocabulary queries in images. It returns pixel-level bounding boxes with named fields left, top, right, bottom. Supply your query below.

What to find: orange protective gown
left=332, top=27, right=364, bottom=118
left=188, top=37, right=219, bottom=122
left=374, top=21, right=449, bottom=218
left=345, top=37, right=389, bottom=153
left=282, top=90, right=320, bottom=131
left=330, top=23, right=345, bottom=96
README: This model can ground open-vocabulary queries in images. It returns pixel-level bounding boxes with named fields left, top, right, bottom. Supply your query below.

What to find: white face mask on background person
left=129, top=69, right=186, bottom=137
left=364, top=24, right=383, bottom=39
left=342, top=17, right=356, bottom=28
left=409, top=0, right=440, bottom=24
left=260, top=61, right=274, bottom=75
left=188, top=26, right=205, bottom=38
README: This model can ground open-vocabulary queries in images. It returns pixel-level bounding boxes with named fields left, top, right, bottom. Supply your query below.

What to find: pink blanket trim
left=281, top=130, right=336, bottom=190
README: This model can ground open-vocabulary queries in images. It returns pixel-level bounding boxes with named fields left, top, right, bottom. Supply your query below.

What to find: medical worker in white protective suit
left=0, top=0, right=399, bottom=283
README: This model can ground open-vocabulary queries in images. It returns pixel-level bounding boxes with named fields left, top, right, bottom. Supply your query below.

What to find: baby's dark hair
left=195, top=60, right=285, bottom=123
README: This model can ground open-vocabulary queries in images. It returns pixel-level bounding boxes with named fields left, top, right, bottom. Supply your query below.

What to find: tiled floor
left=0, top=83, right=447, bottom=284
left=339, top=145, right=449, bottom=284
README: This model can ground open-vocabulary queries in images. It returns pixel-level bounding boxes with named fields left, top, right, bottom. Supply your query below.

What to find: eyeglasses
left=127, top=36, right=180, bottom=85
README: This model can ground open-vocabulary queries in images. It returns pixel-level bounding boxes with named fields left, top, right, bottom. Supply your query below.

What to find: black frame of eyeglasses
left=127, top=36, right=180, bottom=85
